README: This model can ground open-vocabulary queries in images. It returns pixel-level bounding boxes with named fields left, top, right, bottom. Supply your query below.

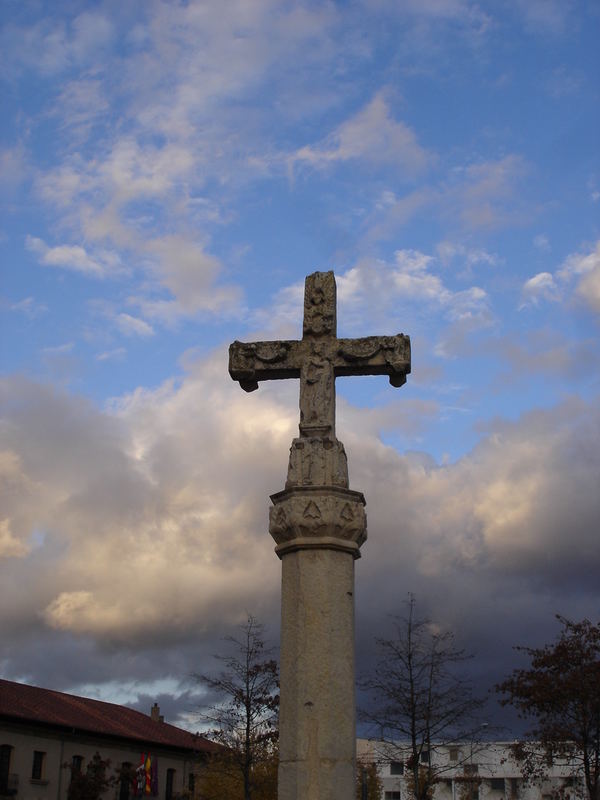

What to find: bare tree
left=194, top=615, right=279, bottom=800
left=361, top=595, right=486, bottom=800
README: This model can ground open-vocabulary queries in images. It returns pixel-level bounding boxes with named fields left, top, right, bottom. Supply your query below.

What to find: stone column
left=269, top=439, right=367, bottom=800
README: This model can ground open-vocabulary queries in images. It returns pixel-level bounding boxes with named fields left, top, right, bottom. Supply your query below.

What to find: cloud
left=0, top=518, right=30, bottom=559
left=558, top=241, right=600, bottom=314
left=2, top=0, right=599, bottom=714
left=362, top=187, right=437, bottom=244
left=115, top=313, right=154, bottom=338
left=451, top=155, right=529, bottom=229
left=51, top=78, right=110, bottom=143
left=337, top=250, right=489, bottom=335
left=489, top=330, right=600, bottom=385
left=546, top=66, right=583, bottom=98
left=9, top=297, right=48, bottom=319
left=533, top=234, right=550, bottom=251
left=41, top=343, right=74, bottom=356
left=520, top=271, right=559, bottom=307
left=361, top=154, right=530, bottom=244
left=25, top=235, right=122, bottom=279
left=141, top=236, right=242, bottom=317
left=291, top=93, right=431, bottom=174
left=0, top=364, right=292, bottom=645
left=0, top=144, right=29, bottom=191
left=512, top=0, right=572, bottom=34
left=521, top=240, right=600, bottom=314
left=0, top=12, right=113, bottom=78
left=436, top=242, right=500, bottom=269
left=96, top=348, right=126, bottom=362
left=2, top=357, right=598, bottom=707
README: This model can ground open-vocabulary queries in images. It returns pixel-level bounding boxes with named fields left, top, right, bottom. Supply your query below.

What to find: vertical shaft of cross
left=229, top=270, right=410, bottom=800
left=298, top=271, right=337, bottom=439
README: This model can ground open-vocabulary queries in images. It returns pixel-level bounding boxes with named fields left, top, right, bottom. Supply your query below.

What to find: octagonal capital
left=269, top=486, right=367, bottom=559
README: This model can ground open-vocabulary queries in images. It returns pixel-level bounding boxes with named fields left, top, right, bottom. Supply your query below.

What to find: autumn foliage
left=497, top=616, right=600, bottom=800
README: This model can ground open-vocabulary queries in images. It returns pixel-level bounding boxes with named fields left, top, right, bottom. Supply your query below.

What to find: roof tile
left=0, top=679, right=217, bottom=753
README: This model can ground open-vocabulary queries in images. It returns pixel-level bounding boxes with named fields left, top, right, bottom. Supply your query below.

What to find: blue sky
left=1, top=0, right=599, bottom=728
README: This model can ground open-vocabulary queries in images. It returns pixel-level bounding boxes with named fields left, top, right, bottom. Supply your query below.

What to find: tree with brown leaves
left=497, top=616, right=600, bottom=800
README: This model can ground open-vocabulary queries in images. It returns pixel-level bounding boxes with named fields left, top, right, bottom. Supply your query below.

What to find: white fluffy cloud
left=559, top=241, right=600, bottom=314
left=25, top=236, right=122, bottom=279
left=521, top=240, right=600, bottom=314
left=291, top=94, right=431, bottom=174
left=336, top=250, right=489, bottom=340
left=520, top=271, right=559, bottom=306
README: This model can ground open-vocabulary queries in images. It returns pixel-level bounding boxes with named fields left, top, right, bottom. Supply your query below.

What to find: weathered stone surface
left=302, top=270, right=337, bottom=338
left=278, top=548, right=356, bottom=800
left=285, top=437, right=349, bottom=489
left=228, top=271, right=410, bottom=438
left=269, top=486, right=366, bottom=558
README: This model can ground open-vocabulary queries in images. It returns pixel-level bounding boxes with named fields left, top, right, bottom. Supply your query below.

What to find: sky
left=1, top=0, right=599, bottom=733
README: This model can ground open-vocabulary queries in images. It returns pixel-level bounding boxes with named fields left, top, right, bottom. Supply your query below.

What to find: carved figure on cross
left=229, top=271, right=410, bottom=440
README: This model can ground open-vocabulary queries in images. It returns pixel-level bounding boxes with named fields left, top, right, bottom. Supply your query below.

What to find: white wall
left=357, top=739, right=586, bottom=800
left=1, top=724, right=196, bottom=800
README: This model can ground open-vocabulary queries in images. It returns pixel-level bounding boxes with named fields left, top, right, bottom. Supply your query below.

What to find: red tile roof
left=0, top=679, right=217, bottom=753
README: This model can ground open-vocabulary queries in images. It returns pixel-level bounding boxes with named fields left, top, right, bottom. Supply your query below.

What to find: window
left=420, top=750, right=430, bottom=764
left=449, top=747, right=459, bottom=761
left=465, top=764, right=479, bottom=775
left=71, top=755, right=84, bottom=775
left=490, top=778, right=505, bottom=792
left=31, top=751, right=46, bottom=781
left=119, top=762, right=132, bottom=800
left=465, top=784, right=479, bottom=800
left=1, top=745, right=13, bottom=793
left=165, top=769, right=175, bottom=800
left=385, top=793, right=401, bottom=800
left=390, top=761, right=404, bottom=775
left=187, top=773, right=195, bottom=793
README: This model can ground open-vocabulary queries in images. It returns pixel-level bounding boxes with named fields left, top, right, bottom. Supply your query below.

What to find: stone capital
left=269, top=485, right=367, bottom=559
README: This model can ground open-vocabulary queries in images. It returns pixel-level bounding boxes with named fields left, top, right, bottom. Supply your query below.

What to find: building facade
left=357, top=739, right=586, bottom=800
left=0, top=680, right=217, bottom=800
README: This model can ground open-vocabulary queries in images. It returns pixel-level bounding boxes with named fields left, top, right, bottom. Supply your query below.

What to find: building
left=357, top=739, right=586, bottom=800
left=0, top=679, right=218, bottom=800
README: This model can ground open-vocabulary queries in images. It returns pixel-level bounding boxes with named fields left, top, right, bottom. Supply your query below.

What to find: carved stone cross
left=229, top=270, right=411, bottom=800
left=229, top=271, right=410, bottom=439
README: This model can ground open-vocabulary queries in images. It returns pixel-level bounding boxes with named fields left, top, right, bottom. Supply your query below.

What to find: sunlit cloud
left=521, top=240, right=600, bottom=314
left=25, top=235, right=123, bottom=279
left=520, top=271, right=559, bottom=307
left=291, top=93, right=431, bottom=175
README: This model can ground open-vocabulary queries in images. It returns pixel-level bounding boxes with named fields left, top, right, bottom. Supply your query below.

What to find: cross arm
left=229, top=339, right=303, bottom=392
left=334, top=334, right=411, bottom=387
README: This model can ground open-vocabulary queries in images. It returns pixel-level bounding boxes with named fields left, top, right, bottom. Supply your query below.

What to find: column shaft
left=277, top=548, right=356, bottom=800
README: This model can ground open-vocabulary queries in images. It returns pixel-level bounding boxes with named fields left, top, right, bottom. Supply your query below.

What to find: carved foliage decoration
left=269, top=491, right=366, bottom=548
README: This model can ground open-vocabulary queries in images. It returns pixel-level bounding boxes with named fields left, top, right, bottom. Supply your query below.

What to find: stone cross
left=229, top=271, right=410, bottom=800
left=230, top=271, right=410, bottom=440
